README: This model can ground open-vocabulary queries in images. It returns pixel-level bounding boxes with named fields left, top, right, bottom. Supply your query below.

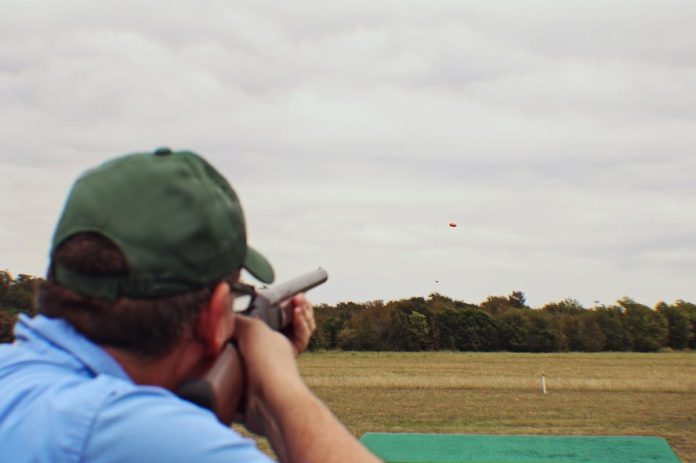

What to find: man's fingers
left=306, top=304, right=316, bottom=332
left=285, top=294, right=316, bottom=356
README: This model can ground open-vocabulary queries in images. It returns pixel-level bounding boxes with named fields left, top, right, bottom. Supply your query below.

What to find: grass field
left=286, top=352, right=696, bottom=462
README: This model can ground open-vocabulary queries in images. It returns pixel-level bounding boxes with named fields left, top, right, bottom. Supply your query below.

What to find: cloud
left=1, top=0, right=695, bottom=307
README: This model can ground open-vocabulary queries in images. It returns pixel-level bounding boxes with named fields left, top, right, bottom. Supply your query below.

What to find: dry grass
left=301, top=352, right=696, bottom=393
left=239, top=352, right=695, bottom=461
left=297, top=352, right=696, bottom=462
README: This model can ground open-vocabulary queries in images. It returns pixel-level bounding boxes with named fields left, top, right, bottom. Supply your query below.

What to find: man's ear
left=195, top=281, right=234, bottom=355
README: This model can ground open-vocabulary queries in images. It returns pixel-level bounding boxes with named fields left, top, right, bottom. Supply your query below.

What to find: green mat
left=360, top=433, right=682, bottom=463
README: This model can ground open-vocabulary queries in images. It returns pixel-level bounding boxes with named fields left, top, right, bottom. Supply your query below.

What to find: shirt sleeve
left=83, top=384, right=275, bottom=463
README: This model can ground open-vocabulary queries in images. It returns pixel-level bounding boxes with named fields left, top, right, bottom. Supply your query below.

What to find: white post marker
left=541, top=372, right=547, bottom=395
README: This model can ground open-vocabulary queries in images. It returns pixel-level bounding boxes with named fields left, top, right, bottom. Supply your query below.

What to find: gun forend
left=242, top=267, right=328, bottom=331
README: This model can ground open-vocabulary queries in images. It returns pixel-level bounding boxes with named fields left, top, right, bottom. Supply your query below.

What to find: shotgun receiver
left=176, top=268, right=328, bottom=424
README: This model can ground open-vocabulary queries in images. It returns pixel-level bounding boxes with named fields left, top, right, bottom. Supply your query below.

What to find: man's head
left=39, top=148, right=273, bottom=357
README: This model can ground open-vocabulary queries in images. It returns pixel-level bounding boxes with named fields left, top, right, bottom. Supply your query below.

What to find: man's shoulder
left=84, top=379, right=273, bottom=462
left=0, top=344, right=272, bottom=463
left=0, top=341, right=142, bottom=432
left=0, top=340, right=204, bottom=426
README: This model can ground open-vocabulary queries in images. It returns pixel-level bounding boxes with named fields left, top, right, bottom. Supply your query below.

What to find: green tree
left=426, top=293, right=456, bottom=346
left=656, top=302, right=691, bottom=349
left=311, top=302, right=363, bottom=349
left=427, top=293, right=457, bottom=313
left=595, top=306, right=633, bottom=351
left=547, top=304, right=606, bottom=352
left=508, top=291, right=527, bottom=309
left=385, top=298, right=433, bottom=351
left=618, top=298, right=668, bottom=352
left=571, top=311, right=606, bottom=352
left=435, top=308, right=499, bottom=351
left=672, top=300, right=696, bottom=349
left=498, top=309, right=530, bottom=352
left=2, top=273, right=38, bottom=315
left=402, top=311, right=431, bottom=351
left=525, top=311, right=561, bottom=352
left=543, top=298, right=585, bottom=315
left=336, top=300, right=391, bottom=351
left=481, top=292, right=523, bottom=316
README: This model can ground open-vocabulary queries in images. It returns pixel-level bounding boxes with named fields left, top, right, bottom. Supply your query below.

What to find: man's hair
left=38, top=233, right=214, bottom=358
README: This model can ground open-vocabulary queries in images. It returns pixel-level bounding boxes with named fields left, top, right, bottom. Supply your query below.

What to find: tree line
left=309, top=291, right=696, bottom=352
left=2, top=270, right=695, bottom=352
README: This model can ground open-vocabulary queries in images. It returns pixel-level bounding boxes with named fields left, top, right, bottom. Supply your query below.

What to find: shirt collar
left=15, top=314, right=131, bottom=381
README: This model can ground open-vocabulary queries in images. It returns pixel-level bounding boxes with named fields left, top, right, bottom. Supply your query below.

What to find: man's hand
left=282, top=294, right=316, bottom=356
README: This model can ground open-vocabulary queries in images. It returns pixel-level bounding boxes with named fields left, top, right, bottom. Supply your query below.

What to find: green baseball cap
left=50, top=148, right=274, bottom=301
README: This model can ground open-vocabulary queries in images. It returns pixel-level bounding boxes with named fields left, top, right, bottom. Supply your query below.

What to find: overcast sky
left=2, top=0, right=695, bottom=308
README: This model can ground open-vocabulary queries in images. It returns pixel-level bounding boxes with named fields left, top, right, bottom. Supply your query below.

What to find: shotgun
left=176, top=268, right=328, bottom=423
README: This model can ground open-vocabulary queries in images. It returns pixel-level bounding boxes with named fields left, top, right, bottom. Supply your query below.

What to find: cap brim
left=244, top=246, right=275, bottom=284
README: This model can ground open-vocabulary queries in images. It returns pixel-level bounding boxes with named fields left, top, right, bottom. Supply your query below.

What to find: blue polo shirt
left=0, top=314, right=274, bottom=463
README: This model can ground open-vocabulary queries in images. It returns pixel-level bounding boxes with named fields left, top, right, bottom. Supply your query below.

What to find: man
left=0, top=148, right=381, bottom=463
